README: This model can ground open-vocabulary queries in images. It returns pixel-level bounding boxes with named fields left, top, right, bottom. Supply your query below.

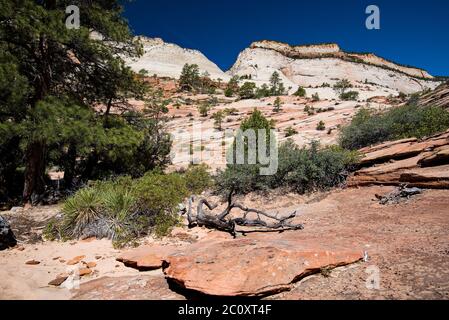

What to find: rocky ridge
left=125, top=36, right=229, bottom=80
left=229, top=40, right=442, bottom=96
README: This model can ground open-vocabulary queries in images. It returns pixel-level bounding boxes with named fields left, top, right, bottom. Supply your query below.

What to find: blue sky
left=122, top=0, right=449, bottom=76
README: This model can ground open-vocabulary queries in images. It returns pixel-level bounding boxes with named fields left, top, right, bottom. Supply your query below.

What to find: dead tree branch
left=185, top=189, right=303, bottom=236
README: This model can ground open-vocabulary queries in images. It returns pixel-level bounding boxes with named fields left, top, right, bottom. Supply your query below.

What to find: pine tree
left=0, top=0, right=152, bottom=204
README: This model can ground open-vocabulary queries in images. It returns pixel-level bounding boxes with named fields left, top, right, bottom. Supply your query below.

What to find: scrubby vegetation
left=273, top=97, right=283, bottom=113
left=339, top=104, right=449, bottom=150
left=333, top=79, right=358, bottom=100
left=179, top=64, right=217, bottom=94
left=284, top=127, right=298, bottom=137
left=340, top=91, right=359, bottom=101
left=239, top=82, right=257, bottom=99
left=216, top=139, right=360, bottom=195
left=44, top=165, right=213, bottom=247
left=0, top=1, right=175, bottom=205
left=294, top=86, right=306, bottom=97
left=215, top=111, right=359, bottom=195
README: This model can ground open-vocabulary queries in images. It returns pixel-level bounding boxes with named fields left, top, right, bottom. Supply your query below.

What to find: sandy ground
left=1, top=185, right=448, bottom=300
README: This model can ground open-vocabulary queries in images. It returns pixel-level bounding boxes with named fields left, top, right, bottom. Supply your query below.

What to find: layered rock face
left=229, top=40, right=441, bottom=95
left=418, top=82, right=449, bottom=110
left=349, top=130, right=449, bottom=188
left=125, top=37, right=229, bottom=80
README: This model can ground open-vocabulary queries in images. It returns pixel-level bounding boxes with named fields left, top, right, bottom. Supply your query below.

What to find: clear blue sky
left=122, top=0, right=449, bottom=76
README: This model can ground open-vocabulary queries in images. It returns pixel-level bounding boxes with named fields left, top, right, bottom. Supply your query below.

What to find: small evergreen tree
left=197, top=102, right=211, bottom=117
left=225, top=76, right=240, bottom=97
left=239, top=82, right=257, bottom=99
left=212, top=111, right=225, bottom=131
left=294, top=87, right=306, bottom=97
left=273, top=97, right=283, bottom=113
left=333, top=79, right=353, bottom=98
left=179, top=64, right=201, bottom=92
left=269, top=71, right=286, bottom=96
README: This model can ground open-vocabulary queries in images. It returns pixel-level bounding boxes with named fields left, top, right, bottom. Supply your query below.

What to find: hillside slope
left=229, top=40, right=441, bottom=96
left=125, top=37, right=229, bottom=80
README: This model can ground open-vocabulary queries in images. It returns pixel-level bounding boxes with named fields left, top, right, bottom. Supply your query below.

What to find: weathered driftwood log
left=185, top=190, right=303, bottom=236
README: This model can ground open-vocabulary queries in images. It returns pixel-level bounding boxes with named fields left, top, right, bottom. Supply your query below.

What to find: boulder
left=163, top=238, right=363, bottom=297
left=0, top=215, right=17, bottom=250
left=72, top=276, right=185, bottom=300
left=66, top=255, right=85, bottom=265
left=419, top=145, right=449, bottom=167
left=117, top=245, right=179, bottom=271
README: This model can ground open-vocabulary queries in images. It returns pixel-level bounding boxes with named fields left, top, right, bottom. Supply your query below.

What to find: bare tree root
left=185, top=190, right=303, bottom=237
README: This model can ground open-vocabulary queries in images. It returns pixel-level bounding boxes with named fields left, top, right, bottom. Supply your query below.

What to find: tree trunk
left=63, top=142, right=77, bottom=189
left=23, top=140, right=46, bottom=204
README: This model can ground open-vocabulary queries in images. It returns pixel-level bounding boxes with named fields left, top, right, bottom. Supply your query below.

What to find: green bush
left=44, top=172, right=190, bottom=247
left=293, top=87, right=306, bottom=97
left=284, top=127, right=298, bottom=137
left=339, top=105, right=449, bottom=150
left=312, top=93, right=320, bottom=101
left=215, top=140, right=359, bottom=196
left=183, top=164, right=213, bottom=195
left=316, top=121, right=326, bottom=131
left=340, top=91, right=359, bottom=101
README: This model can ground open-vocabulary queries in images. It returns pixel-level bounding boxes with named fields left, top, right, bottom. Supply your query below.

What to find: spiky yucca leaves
left=61, top=187, right=102, bottom=238
left=44, top=172, right=198, bottom=247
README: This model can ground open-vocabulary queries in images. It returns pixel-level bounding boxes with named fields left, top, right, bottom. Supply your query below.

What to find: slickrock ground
left=166, top=94, right=392, bottom=172
left=2, top=185, right=448, bottom=300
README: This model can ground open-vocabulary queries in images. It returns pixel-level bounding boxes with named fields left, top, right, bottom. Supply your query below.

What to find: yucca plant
left=60, top=187, right=102, bottom=238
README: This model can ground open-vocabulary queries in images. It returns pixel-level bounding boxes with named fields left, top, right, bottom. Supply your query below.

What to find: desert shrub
left=270, top=141, right=360, bottom=193
left=183, top=164, right=213, bottom=195
left=212, top=111, right=225, bottom=131
left=44, top=173, right=190, bottom=247
left=312, top=93, right=320, bottom=101
left=255, top=84, right=271, bottom=98
left=340, top=91, right=359, bottom=101
left=223, top=108, right=239, bottom=116
left=339, top=105, right=449, bottom=150
left=225, top=76, right=240, bottom=97
left=316, top=121, right=326, bottom=131
left=215, top=140, right=359, bottom=195
left=197, top=102, right=211, bottom=117
left=284, top=127, right=298, bottom=137
left=294, top=86, right=306, bottom=97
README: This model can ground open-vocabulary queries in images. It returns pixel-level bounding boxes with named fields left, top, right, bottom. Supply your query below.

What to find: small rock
left=52, top=256, right=61, bottom=260
left=16, top=246, right=25, bottom=251
left=67, top=255, right=86, bottom=265
left=86, top=262, right=97, bottom=268
left=80, top=237, right=96, bottom=243
left=25, top=260, right=41, bottom=265
left=48, top=275, right=69, bottom=286
left=78, top=268, right=92, bottom=277
left=95, top=255, right=102, bottom=260
left=59, top=259, right=66, bottom=263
